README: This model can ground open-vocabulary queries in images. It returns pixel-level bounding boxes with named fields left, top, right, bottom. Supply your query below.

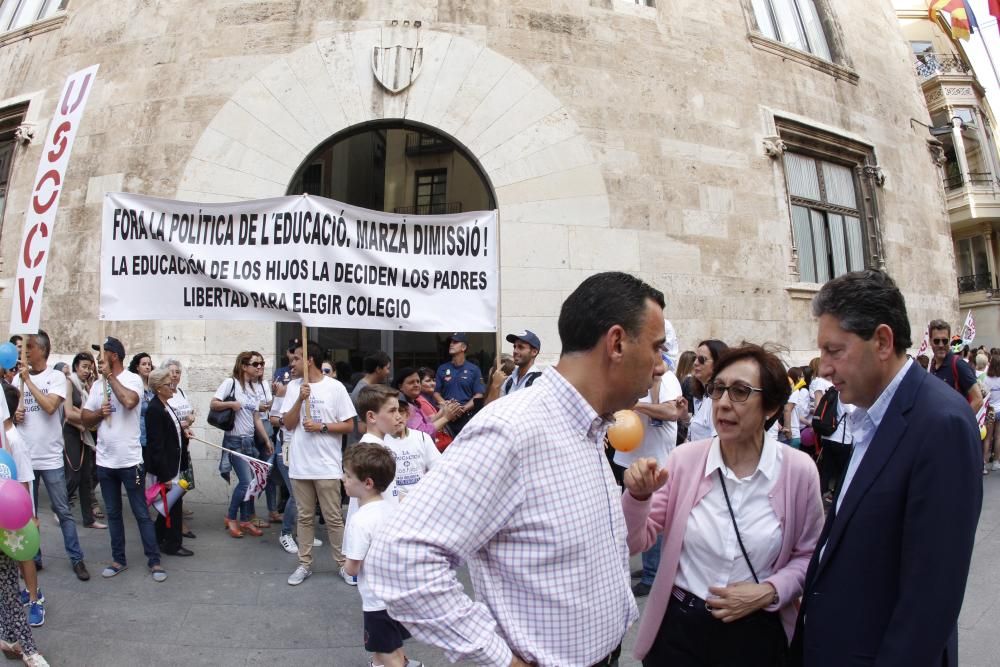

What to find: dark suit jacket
left=791, top=363, right=982, bottom=666
left=144, top=396, right=190, bottom=484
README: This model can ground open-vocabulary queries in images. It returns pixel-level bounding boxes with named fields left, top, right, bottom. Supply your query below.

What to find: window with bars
left=783, top=152, right=866, bottom=283
left=0, top=104, right=27, bottom=232
left=415, top=169, right=447, bottom=214
left=750, top=0, right=831, bottom=60
left=0, top=0, right=64, bottom=33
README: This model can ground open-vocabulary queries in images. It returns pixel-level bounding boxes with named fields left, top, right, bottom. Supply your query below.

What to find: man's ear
left=605, top=325, right=627, bottom=362
left=873, top=323, right=896, bottom=360
left=366, top=409, right=376, bottom=425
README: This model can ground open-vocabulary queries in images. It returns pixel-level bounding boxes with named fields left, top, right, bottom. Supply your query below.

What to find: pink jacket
left=621, top=438, right=824, bottom=660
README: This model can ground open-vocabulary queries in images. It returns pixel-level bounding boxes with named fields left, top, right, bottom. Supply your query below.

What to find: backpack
left=811, top=386, right=841, bottom=437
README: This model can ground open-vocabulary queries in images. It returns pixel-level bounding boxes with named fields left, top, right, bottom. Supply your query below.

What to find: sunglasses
left=931, top=338, right=950, bottom=346
left=705, top=381, right=763, bottom=403
left=322, top=367, right=333, bottom=374
left=695, top=355, right=710, bottom=364
left=248, top=361, right=265, bottom=368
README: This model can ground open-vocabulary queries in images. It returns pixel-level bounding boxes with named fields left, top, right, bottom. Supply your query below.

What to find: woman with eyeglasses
left=145, top=367, right=192, bottom=557
left=246, top=351, right=278, bottom=527
left=687, top=340, right=728, bottom=443
left=210, top=351, right=274, bottom=538
left=621, top=344, right=823, bottom=666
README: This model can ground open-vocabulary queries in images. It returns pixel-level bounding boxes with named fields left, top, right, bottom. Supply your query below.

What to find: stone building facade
left=0, top=0, right=964, bottom=480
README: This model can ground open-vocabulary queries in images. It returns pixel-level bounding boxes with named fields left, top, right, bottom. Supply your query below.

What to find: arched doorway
left=278, top=120, right=498, bottom=383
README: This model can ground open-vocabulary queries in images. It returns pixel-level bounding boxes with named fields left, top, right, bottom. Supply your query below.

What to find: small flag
left=990, top=0, right=1000, bottom=35
left=916, top=322, right=930, bottom=358
left=961, top=309, right=976, bottom=345
left=244, top=456, right=272, bottom=502
left=930, top=0, right=976, bottom=40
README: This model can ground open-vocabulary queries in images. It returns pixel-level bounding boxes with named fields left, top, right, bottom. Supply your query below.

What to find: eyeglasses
left=931, top=338, right=950, bottom=346
left=695, top=355, right=710, bottom=364
left=705, top=381, right=763, bottom=403
left=249, top=361, right=265, bottom=368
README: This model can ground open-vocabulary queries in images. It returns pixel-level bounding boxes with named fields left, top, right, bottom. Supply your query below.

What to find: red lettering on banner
left=22, top=222, right=48, bottom=269
left=32, top=170, right=61, bottom=215
left=60, top=73, right=92, bottom=115
left=17, top=276, right=42, bottom=324
left=47, top=121, right=72, bottom=162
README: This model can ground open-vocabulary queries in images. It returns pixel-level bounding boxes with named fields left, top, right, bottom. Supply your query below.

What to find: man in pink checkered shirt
left=368, top=272, right=668, bottom=667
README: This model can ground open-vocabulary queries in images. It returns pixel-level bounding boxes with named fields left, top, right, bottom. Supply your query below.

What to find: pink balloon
left=0, top=479, right=32, bottom=531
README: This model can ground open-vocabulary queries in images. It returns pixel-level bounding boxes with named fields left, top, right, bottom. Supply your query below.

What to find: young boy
left=354, top=386, right=405, bottom=501
left=0, top=383, right=49, bottom=665
left=383, top=397, right=440, bottom=502
left=341, top=442, right=420, bottom=667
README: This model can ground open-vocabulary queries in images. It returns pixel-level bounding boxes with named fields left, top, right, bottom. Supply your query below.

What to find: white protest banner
left=10, top=65, right=100, bottom=334
left=101, top=193, right=498, bottom=332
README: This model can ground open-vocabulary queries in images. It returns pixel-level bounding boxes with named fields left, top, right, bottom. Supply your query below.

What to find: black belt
left=671, top=586, right=713, bottom=613
left=588, top=643, right=621, bottom=667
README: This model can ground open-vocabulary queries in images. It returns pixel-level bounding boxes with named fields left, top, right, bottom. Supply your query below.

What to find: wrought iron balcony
left=944, top=172, right=996, bottom=190
left=958, top=272, right=994, bottom=293
left=405, top=133, right=455, bottom=156
left=393, top=201, right=463, bottom=215
left=914, top=53, right=972, bottom=81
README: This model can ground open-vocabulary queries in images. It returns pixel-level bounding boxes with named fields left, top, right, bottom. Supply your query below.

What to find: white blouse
left=674, top=435, right=784, bottom=601
left=688, top=395, right=716, bottom=443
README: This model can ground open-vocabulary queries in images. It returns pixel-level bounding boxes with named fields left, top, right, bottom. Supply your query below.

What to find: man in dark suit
left=791, top=270, right=982, bottom=666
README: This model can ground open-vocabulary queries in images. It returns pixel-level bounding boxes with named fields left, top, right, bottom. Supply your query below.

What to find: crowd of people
left=0, top=268, right=993, bottom=666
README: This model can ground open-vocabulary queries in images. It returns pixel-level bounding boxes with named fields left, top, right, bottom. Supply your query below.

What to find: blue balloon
left=0, top=343, right=16, bottom=371
left=0, top=450, right=15, bottom=481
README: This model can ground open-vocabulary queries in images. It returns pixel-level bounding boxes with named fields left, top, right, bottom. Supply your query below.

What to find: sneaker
left=73, top=561, right=90, bottom=581
left=631, top=581, right=651, bottom=598
left=287, top=565, right=312, bottom=586
left=18, top=588, right=43, bottom=605
left=22, top=653, right=50, bottom=666
left=992, top=461, right=1000, bottom=471
left=150, top=567, right=168, bottom=583
left=339, top=566, right=357, bottom=586
left=279, top=534, right=298, bottom=555
left=101, top=563, right=127, bottom=578
left=27, top=601, right=44, bottom=627
left=312, top=538, right=322, bottom=547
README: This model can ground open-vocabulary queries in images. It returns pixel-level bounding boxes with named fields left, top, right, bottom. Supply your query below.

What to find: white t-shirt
left=342, top=498, right=395, bottom=611
left=213, top=379, right=259, bottom=437
left=615, top=371, right=682, bottom=468
left=4, top=426, right=35, bottom=484
left=14, top=368, right=67, bottom=471
left=83, top=370, right=145, bottom=469
left=985, top=376, right=1000, bottom=411
left=789, top=387, right=810, bottom=439
left=168, top=387, right=194, bottom=424
left=807, top=377, right=833, bottom=416
left=280, top=376, right=356, bottom=479
left=688, top=395, right=716, bottom=442
left=384, top=428, right=441, bottom=501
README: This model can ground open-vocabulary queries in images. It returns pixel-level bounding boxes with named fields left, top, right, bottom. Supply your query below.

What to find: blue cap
left=506, top=330, right=541, bottom=351
left=449, top=333, right=469, bottom=344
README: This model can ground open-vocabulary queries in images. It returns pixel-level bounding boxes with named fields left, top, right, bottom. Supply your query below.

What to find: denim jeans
left=96, top=464, right=161, bottom=568
left=223, top=435, right=255, bottom=521
left=32, top=467, right=84, bottom=565
left=274, top=433, right=297, bottom=535
left=640, top=534, right=663, bottom=586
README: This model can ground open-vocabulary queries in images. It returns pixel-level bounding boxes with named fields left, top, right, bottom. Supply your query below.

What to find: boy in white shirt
left=345, top=386, right=405, bottom=525
left=342, top=442, right=420, bottom=667
left=384, top=396, right=440, bottom=502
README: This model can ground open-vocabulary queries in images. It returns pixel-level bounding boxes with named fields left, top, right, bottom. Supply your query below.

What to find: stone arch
left=176, top=28, right=615, bottom=356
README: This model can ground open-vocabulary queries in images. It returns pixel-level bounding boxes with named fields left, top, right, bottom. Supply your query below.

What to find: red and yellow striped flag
left=929, top=0, right=974, bottom=40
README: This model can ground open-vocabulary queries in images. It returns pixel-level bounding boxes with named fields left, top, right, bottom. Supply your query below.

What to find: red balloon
left=0, top=479, right=32, bottom=531
left=609, top=410, right=644, bottom=452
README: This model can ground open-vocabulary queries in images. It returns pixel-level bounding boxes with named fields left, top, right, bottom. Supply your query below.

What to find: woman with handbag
left=245, top=351, right=278, bottom=527
left=621, top=345, right=824, bottom=666
left=210, top=351, right=273, bottom=539
left=145, top=368, right=192, bottom=557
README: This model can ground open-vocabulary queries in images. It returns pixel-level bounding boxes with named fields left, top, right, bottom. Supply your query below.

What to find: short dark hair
left=295, top=341, right=324, bottom=369
left=363, top=351, right=391, bottom=374
left=692, top=339, right=729, bottom=398
left=811, top=270, right=912, bottom=354
left=8, top=336, right=21, bottom=345
left=72, top=352, right=95, bottom=372
left=3, top=382, right=18, bottom=417
left=558, top=272, right=665, bottom=354
left=393, top=367, right=418, bottom=390
left=712, top=344, right=792, bottom=416
left=788, top=366, right=802, bottom=384
left=128, top=353, right=152, bottom=374
left=928, top=319, right=951, bottom=335
left=356, top=384, right=397, bottom=419
left=417, top=366, right=436, bottom=382
left=344, top=442, right=396, bottom=493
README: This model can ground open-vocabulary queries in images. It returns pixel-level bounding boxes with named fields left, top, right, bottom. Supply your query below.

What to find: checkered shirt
left=367, top=367, right=637, bottom=667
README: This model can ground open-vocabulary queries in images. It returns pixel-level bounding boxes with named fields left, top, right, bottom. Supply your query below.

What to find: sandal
left=268, top=511, right=282, bottom=522
left=92, top=505, right=105, bottom=520
left=0, top=639, right=21, bottom=658
left=252, top=517, right=270, bottom=528
left=239, top=520, right=263, bottom=537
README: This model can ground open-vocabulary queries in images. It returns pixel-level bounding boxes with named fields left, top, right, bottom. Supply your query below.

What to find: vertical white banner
left=9, top=64, right=99, bottom=334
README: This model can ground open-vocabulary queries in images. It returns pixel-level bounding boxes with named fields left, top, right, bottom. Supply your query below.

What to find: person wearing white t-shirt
left=13, top=331, right=87, bottom=581
left=81, top=337, right=166, bottom=583
left=342, top=442, right=420, bottom=667
left=384, top=397, right=441, bottom=502
left=612, top=368, right=686, bottom=598
left=281, top=341, right=356, bottom=587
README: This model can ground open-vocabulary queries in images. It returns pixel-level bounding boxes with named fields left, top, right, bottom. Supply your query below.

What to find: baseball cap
left=98, top=336, right=126, bottom=359
left=505, top=330, right=541, bottom=351
left=448, top=333, right=469, bottom=344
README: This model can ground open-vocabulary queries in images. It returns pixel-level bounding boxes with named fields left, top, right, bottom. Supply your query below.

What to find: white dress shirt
left=688, top=395, right=716, bottom=442
left=367, top=368, right=636, bottom=667
left=675, top=435, right=784, bottom=600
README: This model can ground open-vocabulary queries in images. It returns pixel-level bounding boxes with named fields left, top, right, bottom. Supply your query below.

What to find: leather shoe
left=73, top=561, right=90, bottom=581
left=163, top=547, right=194, bottom=557
left=631, top=581, right=651, bottom=598
left=182, top=530, right=196, bottom=539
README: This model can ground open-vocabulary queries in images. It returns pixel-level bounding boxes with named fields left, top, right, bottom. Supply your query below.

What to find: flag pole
left=300, top=323, right=311, bottom=421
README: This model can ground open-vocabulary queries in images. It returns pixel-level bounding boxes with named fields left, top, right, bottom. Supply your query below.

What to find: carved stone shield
left=372, top=45, right=423, bottom=94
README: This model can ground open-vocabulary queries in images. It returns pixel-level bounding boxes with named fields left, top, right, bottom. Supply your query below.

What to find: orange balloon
left=608, top=410, right=644, bottom=452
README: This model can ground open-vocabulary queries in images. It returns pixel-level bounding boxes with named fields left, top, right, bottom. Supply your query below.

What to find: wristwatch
left=320, top=424, right=328, bottom=434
